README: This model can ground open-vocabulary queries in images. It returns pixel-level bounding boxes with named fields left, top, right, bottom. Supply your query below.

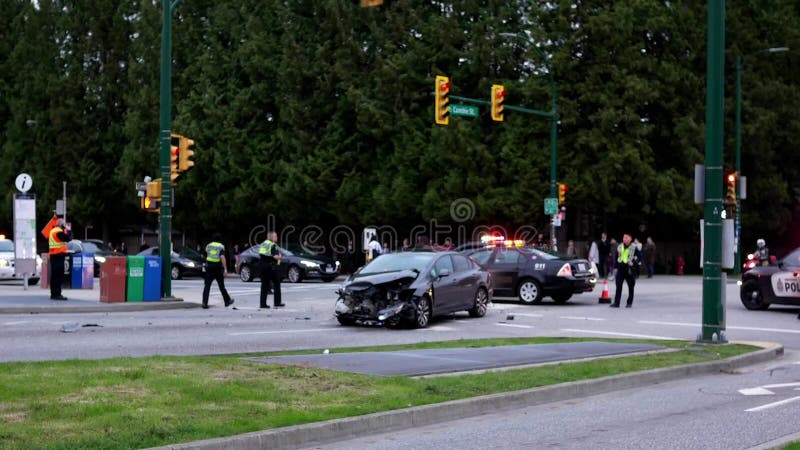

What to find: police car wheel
left=171, top=265, right=182, bottom=280
left=287, top=265, right=303, bottom=283
left=239, top=265, right=252, bottom=282
left=740, top=279, right=769, bottom=310
left=518, top=279, right=543, bottom=304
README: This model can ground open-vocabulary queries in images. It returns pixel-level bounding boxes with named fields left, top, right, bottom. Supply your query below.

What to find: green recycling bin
left=126, top=256, right=145, bottom=302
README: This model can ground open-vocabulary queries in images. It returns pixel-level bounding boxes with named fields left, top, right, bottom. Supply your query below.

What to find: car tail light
left=556, top=263, right=572, bottom=277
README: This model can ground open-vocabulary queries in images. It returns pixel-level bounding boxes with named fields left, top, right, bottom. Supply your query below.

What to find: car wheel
left=337, top=316, right=356, bottom=326
left=413, top=296, right=432, bottom=328
left=552, top=293, right=572, bottom=304
left=27, top=277, right=39, bottom=286
left=468, top=288, right=489, bottom=318
left=171, top=265, right=182, bottom=280
left=239, top=264, right=253, bottom=282
left=287, top=265, right=303, bottom=283
left=321, top=276, right=337, bottom=283
left=518, top=279, right=543, bottom=304
left=740, top=279, right=769, bottom=310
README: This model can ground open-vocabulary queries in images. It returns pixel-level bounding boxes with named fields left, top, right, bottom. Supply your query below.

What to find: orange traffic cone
left=598, top=279, right=611, bottom=304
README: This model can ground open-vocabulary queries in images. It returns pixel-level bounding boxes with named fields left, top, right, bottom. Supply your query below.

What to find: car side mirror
left=438, top=268, right=451, bottom=278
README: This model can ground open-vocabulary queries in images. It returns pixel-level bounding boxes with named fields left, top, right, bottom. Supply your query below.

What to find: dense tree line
left=0, top=0, right=798, bottom=249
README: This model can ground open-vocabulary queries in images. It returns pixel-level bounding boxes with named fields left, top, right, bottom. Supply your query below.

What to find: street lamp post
left=733, top=47, right=788, bottom=276
left=500, top=32, right=559, bottom=249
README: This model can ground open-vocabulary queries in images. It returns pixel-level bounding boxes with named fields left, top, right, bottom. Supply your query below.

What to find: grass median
left=0, top=337, right=756, bottom=449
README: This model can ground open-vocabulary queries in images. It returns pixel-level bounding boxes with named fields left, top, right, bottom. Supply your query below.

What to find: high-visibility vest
left=206, top=241, right=224, bottom=263
left=49, top=227, right=68, bottom=255
left=259, top=239, right=280, bottom=265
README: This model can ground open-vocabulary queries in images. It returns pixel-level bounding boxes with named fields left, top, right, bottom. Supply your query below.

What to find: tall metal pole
left=549, top=71, right=558, bottom=250
left=701, top=0, right=726, bottom=343
left=159, top=0, right=175, bottom=298
left=734, top=55, right=742, bottom=276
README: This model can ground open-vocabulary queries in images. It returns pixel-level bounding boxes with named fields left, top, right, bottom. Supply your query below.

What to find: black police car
left=235, top=246, right=340, bottom=283
left=463, top=243, right=596, bottom=304
left=136, top=247, right=204, bottom=280
left=740, top=246, right=800, bottom=310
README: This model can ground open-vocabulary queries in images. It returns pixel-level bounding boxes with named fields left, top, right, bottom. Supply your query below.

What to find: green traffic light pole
left=733, top=46, right=789, bottom=276
left=158, top=0, right=182, bottom=299
left=700, top=0, right=725, bottom=343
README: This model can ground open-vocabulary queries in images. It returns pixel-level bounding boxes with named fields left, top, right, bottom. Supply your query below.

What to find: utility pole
left=700, top=0, right=725, bottom=343
left=159, top=0, right=182, bottom=299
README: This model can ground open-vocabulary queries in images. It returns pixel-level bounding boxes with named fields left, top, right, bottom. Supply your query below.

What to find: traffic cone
left=598, top=279, right=611, bottom=304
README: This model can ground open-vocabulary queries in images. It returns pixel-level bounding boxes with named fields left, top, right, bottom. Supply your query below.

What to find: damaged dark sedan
left=335, top=251, right=492, bottom=328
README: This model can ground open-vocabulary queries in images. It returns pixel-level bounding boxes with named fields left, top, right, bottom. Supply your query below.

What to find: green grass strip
left=0, top=338, right=755, bottom=449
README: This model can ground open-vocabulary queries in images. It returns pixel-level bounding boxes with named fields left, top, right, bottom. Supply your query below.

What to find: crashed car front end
left=335, top=271, right=423, bottom=325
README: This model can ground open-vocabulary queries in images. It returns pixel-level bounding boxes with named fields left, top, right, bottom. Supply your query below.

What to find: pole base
left=160, top=296, right=184, bottom=302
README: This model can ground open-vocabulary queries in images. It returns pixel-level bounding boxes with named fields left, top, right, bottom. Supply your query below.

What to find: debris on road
left=60, top=322, right=80, bottom=333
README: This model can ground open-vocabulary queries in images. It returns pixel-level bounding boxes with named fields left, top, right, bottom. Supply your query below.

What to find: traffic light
left=558, top=183, right=568, bottom=205
left=491, top=84, right=505, bottom=122
left=141, top=195, right=160, bottom=212
left=178, top=136, right=195, bottom=171
left=726, top=173, right=737, bottom=205
left=435, top=75, right=450, bottom=125
left=170, top=143, right=180, bottom=183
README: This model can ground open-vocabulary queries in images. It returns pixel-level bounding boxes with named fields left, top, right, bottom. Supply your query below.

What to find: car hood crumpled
left=347, top=269, right=419, bottom=289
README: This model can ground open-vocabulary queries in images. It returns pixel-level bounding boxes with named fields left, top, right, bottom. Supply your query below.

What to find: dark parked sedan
left=137, top=247, right=204, bottom=280
left=67, top=239, right=117, bottom=277
left=740, top=246, right=800, bottom=310
left=464, top=245, right=596, bottom=304
left=334, top=251, right=492, bottom=328
left=235, top=246, right=340, bottom=283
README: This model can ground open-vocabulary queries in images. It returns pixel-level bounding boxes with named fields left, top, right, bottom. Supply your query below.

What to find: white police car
left=0, top=237, right=42, bottom=285
left=740, top=246, right=800, bottom=310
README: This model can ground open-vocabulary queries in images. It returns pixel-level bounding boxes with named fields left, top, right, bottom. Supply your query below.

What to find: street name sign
left=450, top=104, right=479, bottom=118
left=544, top=198, right=558, bottom=215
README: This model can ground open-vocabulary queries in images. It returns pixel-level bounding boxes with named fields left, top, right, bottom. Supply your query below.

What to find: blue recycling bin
left=71, top=254, right=94, bottom=289
left=142, top=255, right=162, bottom=301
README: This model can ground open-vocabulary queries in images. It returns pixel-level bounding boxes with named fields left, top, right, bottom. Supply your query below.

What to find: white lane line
left=560, top=328, right=679, bottom=340
left=509, top=313, right=543, bottom=318
left=746, top=396, right=800, bottom=412
left=762, top=382, right=800, bottom=389
left=738, top=388, right=775, bottom=396
left=638, top=320, right=800, bottom=335
left=496, top=323, right=533, bottom=329
left=3, top=321, right=31, bottom=326
left=427, top=326, right=456, bottom=331
left=228, top=328, right=343, bottom=336
left=559, top=316, right=605, bottom=321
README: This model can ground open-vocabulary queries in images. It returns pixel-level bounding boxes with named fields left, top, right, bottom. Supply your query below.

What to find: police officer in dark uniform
left=202, top=233, right=234, bottom=309
left=259, top=231, right=284, bottom=309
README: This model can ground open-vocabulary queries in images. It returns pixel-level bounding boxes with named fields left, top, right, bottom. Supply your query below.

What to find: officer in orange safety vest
left=48, top=215, right=72, bottom=300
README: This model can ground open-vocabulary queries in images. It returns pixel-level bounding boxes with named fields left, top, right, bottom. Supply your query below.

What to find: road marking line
left=738, top=387, right=775, bottom=396
left=509, top=313, right=543, bottom=318
left=746, top=396, right=800, bottom=412
left=3, top=321, right=30, bottom=325
left=639, top=320, right=800, bottom=335
left=496, top=323, right=532, bottom=329
left=560, top=328, right=679, bottom=340
left=559, top=316, right=605, bottom=321
left=427, top=326, right=456, bottom=331
left=762, top=382, right=800, bottom=389
left=229, top=328, right=343, bottom=336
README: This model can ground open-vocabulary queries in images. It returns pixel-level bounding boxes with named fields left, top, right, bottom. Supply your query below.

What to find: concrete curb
left=154, top=341, right=784, bottom=450
left=0, top=301, right=200, bottom=314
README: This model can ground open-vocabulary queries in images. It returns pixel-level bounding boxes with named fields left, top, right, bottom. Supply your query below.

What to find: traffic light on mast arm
left=558, top=182, right=568, bottom=205
left=491, top=84, right=505, bottom=122
left=726, top=173, right=737, bottom=206
left=435, top=75, right=450, bottom=125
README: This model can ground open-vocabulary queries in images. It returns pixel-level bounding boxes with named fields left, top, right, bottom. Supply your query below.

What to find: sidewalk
left=0, top=281, right=200, bottom=314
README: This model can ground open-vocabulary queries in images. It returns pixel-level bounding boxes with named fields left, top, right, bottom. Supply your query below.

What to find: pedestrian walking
left=566, top=240, right=576, bottom=257
left=588, top=240, right=599, bottom=272
left=368, top=236, right=382, bottom=261
left=644, top=237, right=656, bottom=278
left=400, top=238, right=412, bottom=252
left=47, top=216, right=72, bottom=300
left=259, top=231, right=284, bottom=309
left=201, top=233, right=234, bottom=309
left=597, top=232, right=610, bottom=278
left=611, top=233, right=637, bottom=308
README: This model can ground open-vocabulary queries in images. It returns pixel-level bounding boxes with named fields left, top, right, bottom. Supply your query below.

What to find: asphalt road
left=303, top=356, right=800, bottom=450
left=1, top=275, right=800, bottom=362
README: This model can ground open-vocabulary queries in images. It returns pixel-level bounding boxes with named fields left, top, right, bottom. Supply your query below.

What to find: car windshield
left=359, top=253, right=436, bottom=275
left=0, top=240, right=13, bottom=252
left=178, top=247, right=203, bottom=260
left=81, top=242, right=103, bottom=253
left=86, top=241, right=115, bottom=252
left=782, top=248, right=800, bottom=266
left=519, top=247, right=559, bottom=260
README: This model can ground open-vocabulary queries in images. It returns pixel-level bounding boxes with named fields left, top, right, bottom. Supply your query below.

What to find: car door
left=431, top=255, right=458, bottom=314
left=451, top=254, right=478, bottom=309
left=487, top=248, right=521, bottom=297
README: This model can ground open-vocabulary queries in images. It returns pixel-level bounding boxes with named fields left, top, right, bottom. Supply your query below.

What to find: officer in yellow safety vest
left=202, top=233, right=234, bottom=309
left=610, top=233, right=637, bottom=308
left=259, top=231, right=283, bottom=309
left=48, top=215, right=72, bottom=300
